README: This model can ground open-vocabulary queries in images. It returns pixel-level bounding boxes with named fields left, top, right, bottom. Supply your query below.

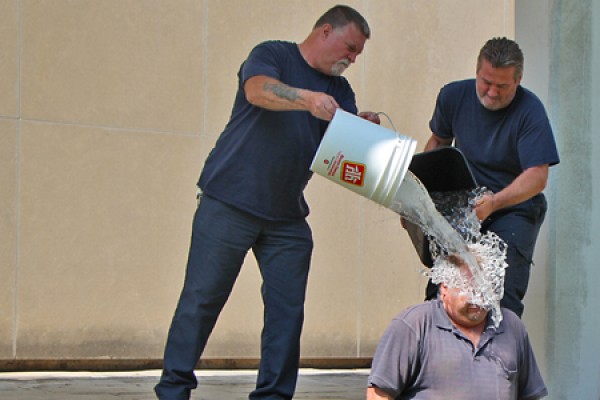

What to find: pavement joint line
left=0, top=368, right=370, bottom=380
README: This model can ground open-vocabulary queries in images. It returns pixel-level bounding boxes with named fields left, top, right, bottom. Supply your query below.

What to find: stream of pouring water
left=388, top=171, right=506, bottom=326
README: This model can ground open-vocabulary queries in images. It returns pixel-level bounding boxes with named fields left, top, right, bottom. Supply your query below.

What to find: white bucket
left=310, top=109, right=417, bottom=207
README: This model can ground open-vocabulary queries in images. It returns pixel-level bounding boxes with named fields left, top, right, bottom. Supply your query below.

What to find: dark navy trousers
left=155, top=195, right=313, bottom=400
left=481, top=194, right=547, bottom=317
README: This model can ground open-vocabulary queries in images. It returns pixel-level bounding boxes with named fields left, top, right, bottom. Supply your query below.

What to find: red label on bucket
left=328, top=152, right=344, bottom=176
left=341, top=161, right=366, bottom=186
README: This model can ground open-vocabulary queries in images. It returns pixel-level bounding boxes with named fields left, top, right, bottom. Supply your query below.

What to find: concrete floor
left=0, top=369, right=370, bottom=399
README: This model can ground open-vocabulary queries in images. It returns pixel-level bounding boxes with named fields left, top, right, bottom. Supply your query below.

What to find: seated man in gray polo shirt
left=366, top=257, right=547, bottom=400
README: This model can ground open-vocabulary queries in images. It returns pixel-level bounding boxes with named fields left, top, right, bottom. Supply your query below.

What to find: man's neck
left=297, top=41, right=316, bottom=69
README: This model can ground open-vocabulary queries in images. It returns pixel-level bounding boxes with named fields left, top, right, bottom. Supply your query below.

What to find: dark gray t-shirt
left=368, top=300, right=547, bottom=399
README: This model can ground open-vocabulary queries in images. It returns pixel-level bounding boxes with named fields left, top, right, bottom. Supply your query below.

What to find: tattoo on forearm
left=263, top=82, right=302, bottom=102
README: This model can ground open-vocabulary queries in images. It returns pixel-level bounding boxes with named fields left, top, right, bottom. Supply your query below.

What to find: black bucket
left=404, top=146, right=477, bottom=267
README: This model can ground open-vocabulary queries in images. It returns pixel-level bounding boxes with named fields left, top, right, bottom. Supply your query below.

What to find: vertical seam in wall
left=505, top=0, right=511, bottom=35
left=503, top=0, right=507, bottom=34
left=13, top=0, right=24, bottom=360
left=355, top=0, right=370, bottom=358
left=502, top=0, right=509, bottom=36
left=201, top=0, right=209, bottom=141
left=356, top=200, right=364, bottom=358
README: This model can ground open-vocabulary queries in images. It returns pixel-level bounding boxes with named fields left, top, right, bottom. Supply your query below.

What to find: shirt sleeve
left=239, top=41, right=283, bottom=84
left=368, top=314, right=421, bottom=398
left=516, top=322, right=548, bottom=399
left=515, top=96, right=560, bottom=170
left=429, top=84, right=456, bottom=140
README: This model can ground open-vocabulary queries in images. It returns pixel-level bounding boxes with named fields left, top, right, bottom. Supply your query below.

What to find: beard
left=478, top=95, right=503, bottom=111
left=331, top=59, right=350, bottom=76
left=476, top=90, right=514, bottom=111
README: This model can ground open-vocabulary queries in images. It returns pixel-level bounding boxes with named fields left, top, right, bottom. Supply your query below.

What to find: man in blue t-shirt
left=424, top=37, right=560, bottom=317
left=155, top=5, right=379, bottom=400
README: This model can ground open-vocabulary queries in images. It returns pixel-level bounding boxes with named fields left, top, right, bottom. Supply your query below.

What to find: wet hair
left=314, top=5, right=371, bottom=39
left=477, top=37, right=524, bottom=80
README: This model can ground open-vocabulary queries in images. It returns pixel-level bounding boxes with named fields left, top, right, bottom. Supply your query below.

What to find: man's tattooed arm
left=244, top=75, right=339, bottom=121
left=263, top=82, right=303, bottom=102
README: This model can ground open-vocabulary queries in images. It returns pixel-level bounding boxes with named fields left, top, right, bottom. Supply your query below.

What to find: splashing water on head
left=426, top=187, right=508, bottom=327
left=390, top=172, right=508, bottom=327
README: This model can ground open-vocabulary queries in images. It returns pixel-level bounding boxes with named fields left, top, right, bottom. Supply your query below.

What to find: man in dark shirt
left=424, top=37, right=560, bottom=317
left=155, top=5, right=379, bottom=400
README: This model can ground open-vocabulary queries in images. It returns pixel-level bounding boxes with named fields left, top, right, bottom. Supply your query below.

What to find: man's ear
left=439, top=283, right=448, bottom=296
left=321, top=23, right=333, bottom=38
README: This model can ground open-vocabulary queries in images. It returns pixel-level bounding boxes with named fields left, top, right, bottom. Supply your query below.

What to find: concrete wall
left=517, top=0, right=600, bottom=400
left=515, top=0, right=554, bottom=380
left=2, top=0, right=524, bottom=366
left=517, top=1, right=600, bottom=398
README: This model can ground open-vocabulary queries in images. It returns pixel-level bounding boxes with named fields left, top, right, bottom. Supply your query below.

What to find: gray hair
left=314, top=5, right=370, bottom=39
left=477, top=37, right=524, bottom=80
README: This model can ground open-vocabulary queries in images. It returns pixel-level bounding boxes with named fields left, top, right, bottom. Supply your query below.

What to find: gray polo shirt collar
left=432, top=299, right=505, bottom=350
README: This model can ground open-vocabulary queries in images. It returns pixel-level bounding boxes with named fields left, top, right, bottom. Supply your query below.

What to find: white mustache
left=337, top=59, right=350, bottom=67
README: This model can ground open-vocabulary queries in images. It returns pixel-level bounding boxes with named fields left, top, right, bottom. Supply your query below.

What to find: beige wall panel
left=21, top=0, right=203, bottom=133
left=357, top=202, right=428, bottom=356
left=0, top=119, right=18, bottom=357
left=17, top=122, right=200, bottom=358
left=302, top=180, right=364, bottom=357
left=0, top=0, right=19, bottom=117
left=361, top=0, right=515, bottom=148
left=1, top=0, right=519, bottom=362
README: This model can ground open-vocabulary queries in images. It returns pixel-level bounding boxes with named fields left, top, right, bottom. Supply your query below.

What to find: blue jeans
left=155, top=195, right=313, bottom=400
